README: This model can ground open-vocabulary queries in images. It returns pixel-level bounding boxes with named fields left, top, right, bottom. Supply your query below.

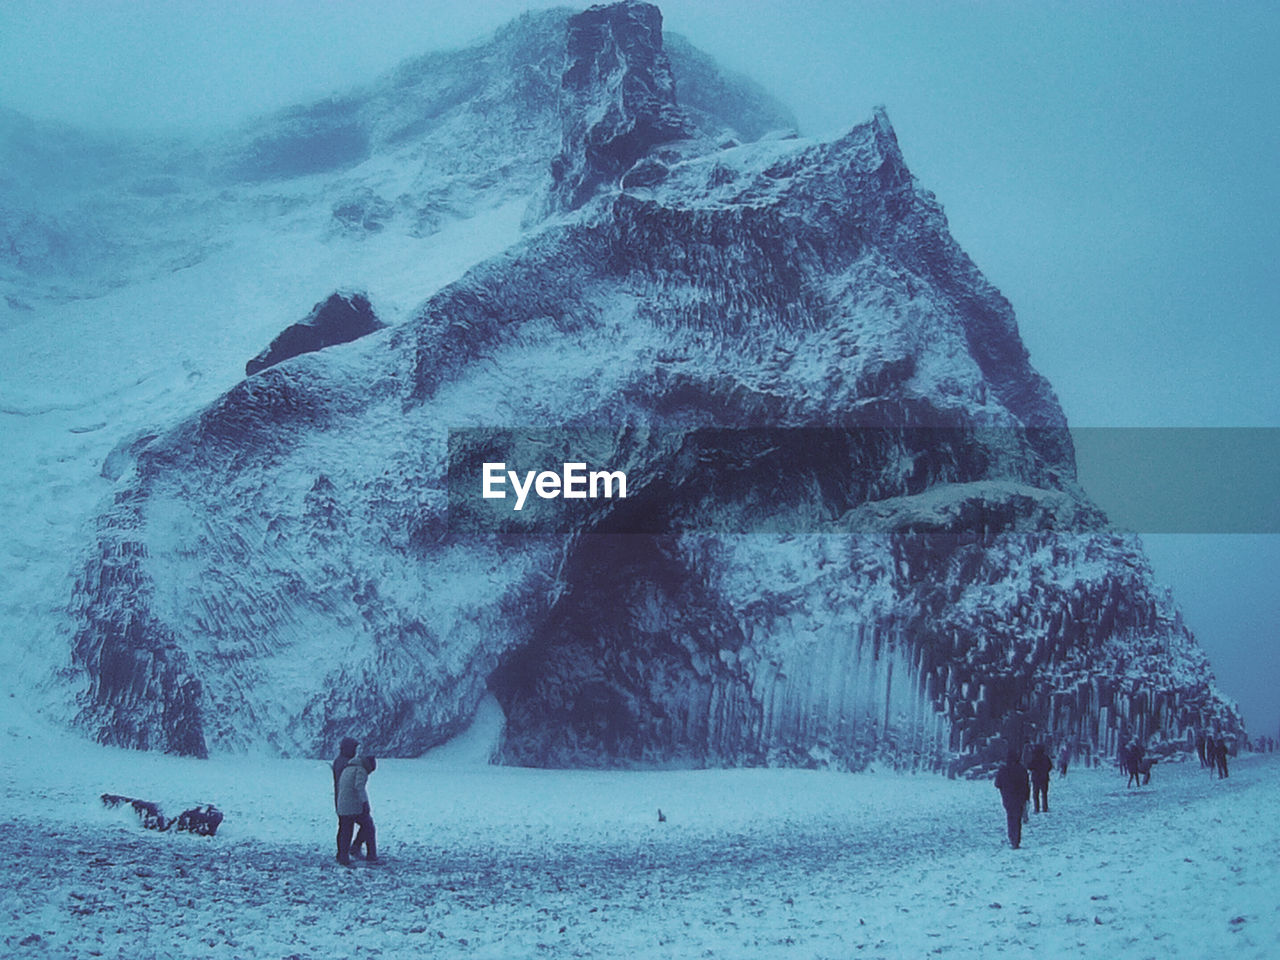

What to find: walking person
left=1057, top=742, right=1070, bottom=778
left=336, top=755, right=379, bottom=865
left=1028, top=743, right=1053, bottom=812
left=332, top=737, right=358, bottom=861
left=1215, top=738, right=1230, bottom=779
left=1126, top=741, right=1146, bottom=788
left=995, top=749, right=1031, bottom=849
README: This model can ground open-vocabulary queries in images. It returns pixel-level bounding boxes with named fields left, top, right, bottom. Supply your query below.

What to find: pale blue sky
left=2, top=0, right=1276, bottom=738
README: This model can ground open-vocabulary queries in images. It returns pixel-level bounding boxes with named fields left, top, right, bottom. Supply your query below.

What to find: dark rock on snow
left=548, top=0, right=694, bottom=212
left=246, top=292, right=384, bottom=377
left=101, top=794, right=224, bottom=836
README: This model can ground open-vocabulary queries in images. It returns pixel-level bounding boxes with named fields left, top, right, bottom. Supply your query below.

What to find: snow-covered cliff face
left=64, top=1, right=1240, bottom=767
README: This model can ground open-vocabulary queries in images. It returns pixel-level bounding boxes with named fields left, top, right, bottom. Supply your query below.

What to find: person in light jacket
left=332, top=737, right=358, bottom=861
left=333, top=737, right=358, bottom=801
left=336, top=755, right=378, bottom=865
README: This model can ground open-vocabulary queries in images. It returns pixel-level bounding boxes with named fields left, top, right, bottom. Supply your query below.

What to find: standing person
left=1205, top=738, right=1220, bottom=776
left=1057, top=742, right=1070, bottom=778
left=1126, top=742, right=1146, bottom=788
left=336, top=755, right=378, bottom=865
left=1028, top=744, right=1053, bottom=812
left=1215, top=739, right=1230, bottom=779
left=995, top=750, right=1031, bottom=849
left=333, top=737, right=358, bottom=800
left=1196, top=733, right=1208, bottom=768
left=332, top=737, right=357, bottom=861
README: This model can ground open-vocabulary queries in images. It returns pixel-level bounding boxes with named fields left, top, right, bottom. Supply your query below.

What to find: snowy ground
left=1, top=707, right=1276, bottom=959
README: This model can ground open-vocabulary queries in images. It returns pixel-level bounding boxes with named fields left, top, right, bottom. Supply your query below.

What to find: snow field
left=1, top=710, right=1275, bottom=959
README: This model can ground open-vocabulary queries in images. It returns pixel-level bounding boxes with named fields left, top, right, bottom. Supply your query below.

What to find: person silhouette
left=995, top=750, right=1031, bottom=848
left=1028, top=744, right=1053, bottom=812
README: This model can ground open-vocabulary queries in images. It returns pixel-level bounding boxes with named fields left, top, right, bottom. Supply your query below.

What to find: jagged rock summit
left=68, top=2, right=1241, bottom=769
left=549, top=0, right=694, bottom=212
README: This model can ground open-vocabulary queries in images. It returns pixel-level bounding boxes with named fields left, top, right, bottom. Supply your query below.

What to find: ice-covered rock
left=66, top=2, right=1241, bottom=768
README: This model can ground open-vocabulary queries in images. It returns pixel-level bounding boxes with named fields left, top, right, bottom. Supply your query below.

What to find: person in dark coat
left=1196, top=733, right=1208, bottom=768
left=1205, top=737, right=1219, bottom=776
left=332, top=737, right=358, bottom=861
left=1028, top=744, right=1053, bottom=812
left=1215, top=738, right=1230, bottom=779
left=336, top=755, right=378, bottom=865
left=1126, top=742, right=1147, bottom=788
left=994, top=750, right=1031, bottom=849
left=1057, top=743, right=1070, bottom=778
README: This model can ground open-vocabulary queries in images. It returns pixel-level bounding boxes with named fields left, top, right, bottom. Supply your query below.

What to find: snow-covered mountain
left=0, top=4, right=789, bottom=730
left=8, top=2, right=1241, bottom=769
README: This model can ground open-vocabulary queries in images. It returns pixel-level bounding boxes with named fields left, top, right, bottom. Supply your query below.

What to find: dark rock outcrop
left=548, top=1, right=695, bottom=212
left=246, top=292, right=383, bottom=377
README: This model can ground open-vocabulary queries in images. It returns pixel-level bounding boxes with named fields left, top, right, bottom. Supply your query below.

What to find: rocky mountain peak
left=549, top=0, right=695, bottom=211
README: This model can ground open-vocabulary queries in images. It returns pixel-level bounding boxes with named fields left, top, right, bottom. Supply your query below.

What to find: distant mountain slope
left=0, top=8, right=795, bottom=308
